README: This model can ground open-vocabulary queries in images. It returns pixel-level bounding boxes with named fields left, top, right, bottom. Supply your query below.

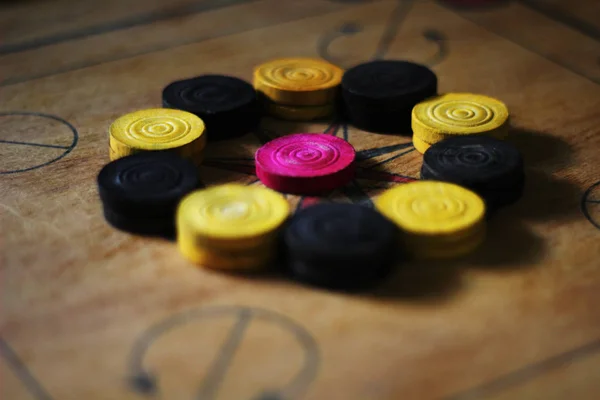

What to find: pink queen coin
left=255, top=133, right=356, bottom=195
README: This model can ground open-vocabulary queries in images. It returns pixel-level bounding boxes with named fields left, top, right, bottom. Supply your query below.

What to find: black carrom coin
left=282, top=203, right=399, bottom=291
left=162, top=74, right=261, bottom=141
left=97, top=151, right=201, bottom=236
left=341, top=60, right=437, bottom=134
left=421, top=135, right=525, bottom=211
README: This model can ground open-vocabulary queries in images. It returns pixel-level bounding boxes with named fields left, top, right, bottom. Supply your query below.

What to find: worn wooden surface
left=1, top=1, right=600, bottom=399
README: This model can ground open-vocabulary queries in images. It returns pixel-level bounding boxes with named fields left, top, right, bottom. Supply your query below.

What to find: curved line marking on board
left=445, top=337, right=600, bottom=400
left=318, top=0, right=447, bottom=68
left=0, top=111, right=79, bottom=175
left=581, top=180, right=600, bottom=230
left=128, top=305, right=320, bottom=400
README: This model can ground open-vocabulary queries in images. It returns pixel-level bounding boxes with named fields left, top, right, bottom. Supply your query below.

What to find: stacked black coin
left=97, top=152, right=201, bottom=237
left=420, top=136, right=525, bottom=212
left=162, top=74, right=261, bottom=141
left=282, top=203, right=398, bottom=291
left=341, top=60, right=437, bottom=134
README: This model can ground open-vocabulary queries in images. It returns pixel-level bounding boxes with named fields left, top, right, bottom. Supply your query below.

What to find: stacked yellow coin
left=109, top=108, right=207, bottom=165
left=253, top=58, right=343, bottom=121
left=176, top=184, right=290, bottom=271
left=411, top=93, right=510, bottom=154
left=375, top=181, right=486, bottom=260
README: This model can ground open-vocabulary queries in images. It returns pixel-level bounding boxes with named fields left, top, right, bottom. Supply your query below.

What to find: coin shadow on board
left=370, top=261, right=464, bottom=303
left=463, top=217, right=546, bottom=269
left=509, top=168, right=582, bottom=222
left=208, top=246, right=296, bottom=284
left=506, top=127, right=574, bottom=173
left=211, top=267, right=290, bottom=285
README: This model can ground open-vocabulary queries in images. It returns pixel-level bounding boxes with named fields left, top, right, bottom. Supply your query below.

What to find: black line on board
left=355, top=142, right=413, bottom=161
left=197, top=309, right=252, bottom=399
left=0, top=111, right=79, bottom=174
left=445, top=337, right=600, bottom=400
left=447, top=8, right=600, bottom=85
left=342, top=122, right=349, bottom=141
left=518, top=0, right=600, bottom=42
left=0, top=139, right=70, bottom=149
left=324, top=119, right=342, bottom=137
left=0, top=337, right=55, bottom=400
left=372, top=0, right=416, bottom=60
left=581, top=180, right=600, bottom=230
left=0, top=0, right=257, bottom=56
left=365, top=147, right=415, bottom=169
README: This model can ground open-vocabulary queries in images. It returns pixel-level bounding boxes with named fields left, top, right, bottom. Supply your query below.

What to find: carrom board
left=1, top=0, right=600, bottom=399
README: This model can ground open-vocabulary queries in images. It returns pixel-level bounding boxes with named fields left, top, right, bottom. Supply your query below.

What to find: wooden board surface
left=1, top=0, right=600, bottom=399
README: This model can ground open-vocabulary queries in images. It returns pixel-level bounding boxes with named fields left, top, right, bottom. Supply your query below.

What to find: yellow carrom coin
left=253, top=57, right=343, bottom=106
left=403, top=219, right=486, bottom=247
left=176, top=183, right=290, bottom=250
left=412, top=134, right=432, bottom=154
left=264, top=101, right=335, bottom=121
left=412, top=93, right=510, bottom=144
left=408, top=230, right=486, bottom=260
left=109, top=108, right=206, bottom=161
left=375, top=181, right=486, bottom=238
left=177, top=236, right=274, bottom=270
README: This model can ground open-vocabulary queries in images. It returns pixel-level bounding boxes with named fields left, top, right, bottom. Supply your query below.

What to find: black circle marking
left=581, top=180, right=600, bottom=230
left=0, top=111, right=78, bottom=175
left=128, top=305, right=320, bottom=399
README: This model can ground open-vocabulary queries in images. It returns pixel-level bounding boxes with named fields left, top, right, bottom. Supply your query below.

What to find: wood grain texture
left=1, top=0, right=600, bottom=399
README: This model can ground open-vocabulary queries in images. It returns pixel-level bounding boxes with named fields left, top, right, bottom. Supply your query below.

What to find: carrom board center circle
left=0, top=112, right=78, bottom=174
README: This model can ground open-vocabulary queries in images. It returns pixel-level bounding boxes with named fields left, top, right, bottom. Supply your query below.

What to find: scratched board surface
left=1, top=0, right=600, bottom=399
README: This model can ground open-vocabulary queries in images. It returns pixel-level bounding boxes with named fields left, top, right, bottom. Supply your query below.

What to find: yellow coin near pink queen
left=109, top=108, right=206, bottom=163
left=375, top=181, right=486, bottom=259
left=411, top=92, right=510, bottom=148
left=176, top=184, right=290, bottom=270
left=253, top=58, right=344, bottom=106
